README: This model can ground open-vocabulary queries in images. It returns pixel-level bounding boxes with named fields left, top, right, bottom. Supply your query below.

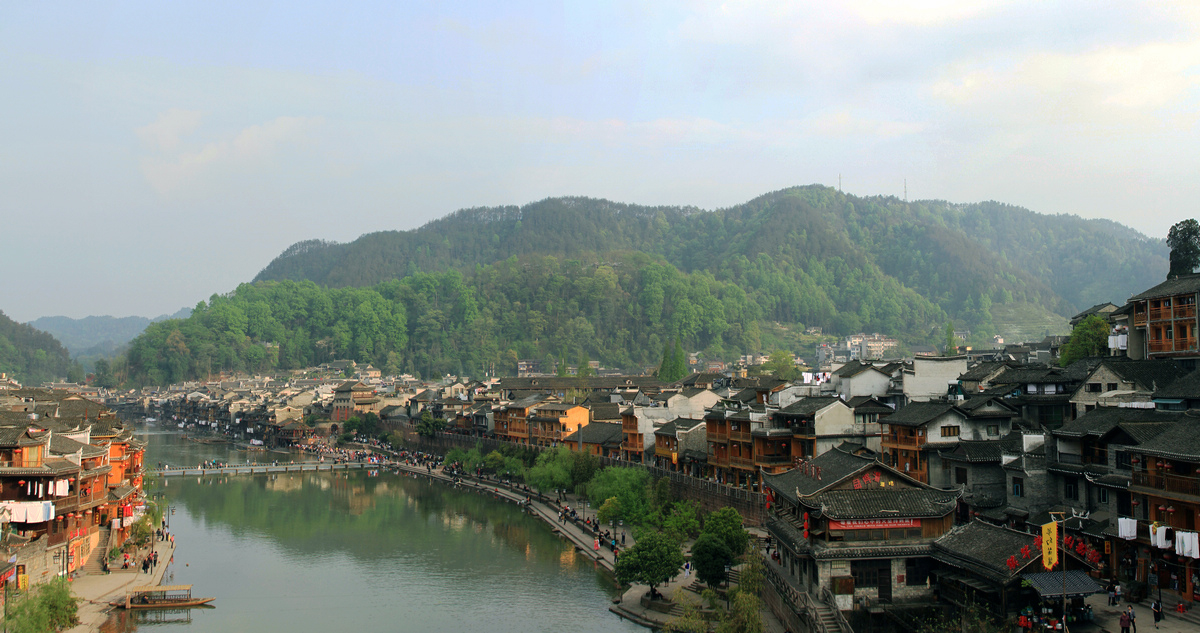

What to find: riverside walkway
left=148, top=461, right=377, bottom=477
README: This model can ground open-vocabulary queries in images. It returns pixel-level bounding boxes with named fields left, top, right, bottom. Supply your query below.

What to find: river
left=100, top=430, right=641, bottom=633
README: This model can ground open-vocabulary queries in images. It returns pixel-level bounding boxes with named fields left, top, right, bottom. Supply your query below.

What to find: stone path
left=65, top=536, right=177, bottom=633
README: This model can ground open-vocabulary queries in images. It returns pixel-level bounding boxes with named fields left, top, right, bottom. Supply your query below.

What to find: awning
left=1021, top=570, right=1104, bottom=599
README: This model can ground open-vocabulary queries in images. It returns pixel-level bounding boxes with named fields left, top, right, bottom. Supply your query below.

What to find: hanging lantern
left=1159, top=505, right=1167, bottom=512
left=1168, top=506, right=1176, bottom=513
left=18, top=480, right=25, bottom=485
left=1132, top=499, right=1141, bottom=506
left=1165, top=463, right=1174, bottom=470
left=57, top=515, right=64, bottom=520
left=1157, top=461, right=1164, bottom=468
left=1132, top=457, right=1141, bottom=464
left=85, top=509, right=92, bottom=515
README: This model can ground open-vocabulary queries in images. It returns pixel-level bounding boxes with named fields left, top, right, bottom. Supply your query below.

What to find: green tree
left=598, top=496, right=623, bottom=525
left=701, top=507, right=748, bottom=556
left=1059, top=314, right=1110, bottom=367
left=588, top=466, right=651, bottom=525
left=416, top=410, right=445, bottom=437
left=761, top=349, right=799, bottom=380
left=614, top=530, right=685, bottom=593
left=690, top=533, right=734, bottom=588
left=663, top=500, right=702, bottom=543
left=6, top=578, right=79, bottom=633
left=943, top=322, right=956, bottom=355
left=1167, top=218, right=1200, bottom=278
left=526, top=446, right=574, bottom=493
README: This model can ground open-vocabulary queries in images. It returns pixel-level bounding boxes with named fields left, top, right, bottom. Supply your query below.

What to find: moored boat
left=113, top=585, right=215, bottom=610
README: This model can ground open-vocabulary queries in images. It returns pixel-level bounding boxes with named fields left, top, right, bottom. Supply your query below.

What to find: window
left=850, top=560, right=889, bottom=588
left=906, top=558, right=933, bottom=586
left=1013, top=477, right=1024, bottom=497
left=1107, top=383, right=1119, bottom=392
left=1086, top=383, right=1102, bottom=393
left=1116, top=451, right=1131, bottom=469
left=1065, top=478, right=1078, bottom=501
left=955, top=467, right=968, bottom=485
left=1098, top=488, right=1109, bottom=504
left=941, top=426, right=960, bottom=438
left=987, top=425, right=999, bottom=437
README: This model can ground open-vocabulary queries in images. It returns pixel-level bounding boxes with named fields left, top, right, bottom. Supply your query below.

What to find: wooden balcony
left=883, top=434, right=922, bottom=448
left=755, top=453, right=792, bottom=466
left=1150, top=306, right=1171, bottom=320
left=1175, top=305, right=1197, bottom=319
left=708, top=428, right=728, bottom=443
left=730, top=455, right=755, bottom=470
left=710, top=452, right=730, bottom=467
left=730, top=429, right=751, bottom=442
left=1133, top=471, right=1200, bottom=498
left=1149, top=338, right=1198, bottom=353
left=1134, top=311, right=1147, bottom=326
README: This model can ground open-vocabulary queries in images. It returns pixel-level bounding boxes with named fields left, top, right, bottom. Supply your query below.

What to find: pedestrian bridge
left=148, top=461, right=385, bottom=477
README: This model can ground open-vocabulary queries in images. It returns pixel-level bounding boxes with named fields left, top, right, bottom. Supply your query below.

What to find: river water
left=101, top=429, right=640, bottom=633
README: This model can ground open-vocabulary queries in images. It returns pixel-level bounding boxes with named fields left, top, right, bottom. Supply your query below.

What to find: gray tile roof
left=1155, top=370, right=1200, bottom=400
left=941, top=440, right=1003, bottom=463
left=562, top=421, right=624, bottom=446
left=1100, top=359, right=1188, bottom=392
left=1131, top=419, right=1200, bottom=460
left=777, top=397, right=843, bottom=416
left=808, top=487, right=959, bottom=519
left=762, top=447, right=876, bottom=503
left=880, top=402, right=962, bottom=427
left=933, top=520, right=1040, bottom=583
left=1128, top=272, right=1200, bottom=301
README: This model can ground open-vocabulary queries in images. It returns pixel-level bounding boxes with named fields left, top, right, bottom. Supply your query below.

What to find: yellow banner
left=672, top=452, right=677, bottom=465
left=1042, top=522, right=1058, bottom=570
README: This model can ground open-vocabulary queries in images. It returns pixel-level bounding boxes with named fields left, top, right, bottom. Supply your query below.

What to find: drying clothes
left=1119, top=517, right=1138, bottom=540
left=1153, top=525, right=1173, bottom=549
left=55, top=480, right=68, bottom=496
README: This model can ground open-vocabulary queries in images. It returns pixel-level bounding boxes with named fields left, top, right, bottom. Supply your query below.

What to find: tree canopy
left=1059, top=314, right=1110, bottom=367
left=614, top=530, right=684, bottom=591
left=1168, top=219, right=1200, bottom=278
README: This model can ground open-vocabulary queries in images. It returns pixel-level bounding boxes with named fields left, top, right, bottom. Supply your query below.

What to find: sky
left=3, top=1, right=1200, bottom=322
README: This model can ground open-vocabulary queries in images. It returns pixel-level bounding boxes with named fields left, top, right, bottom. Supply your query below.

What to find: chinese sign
left=1042, top=522, right=1058, bottom=570
left=828, top=518, right=919, bottom=530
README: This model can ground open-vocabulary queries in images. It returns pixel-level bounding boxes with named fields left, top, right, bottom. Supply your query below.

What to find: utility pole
left=1050, top=511, right=1068, bottom=632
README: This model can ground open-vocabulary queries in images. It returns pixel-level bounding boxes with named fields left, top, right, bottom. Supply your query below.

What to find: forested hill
left=256, top=186, right=1167, bottom=327
left=0, top=310, right=73, bottom=385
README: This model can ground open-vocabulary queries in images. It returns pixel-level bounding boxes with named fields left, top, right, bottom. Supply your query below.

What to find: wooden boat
left=114, top=585, right=215, bottom=610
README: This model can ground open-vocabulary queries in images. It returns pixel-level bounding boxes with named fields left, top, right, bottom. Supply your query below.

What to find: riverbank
left=65, top=536, right=177, bottom=633
left=386, top=460, right=787, bottom=632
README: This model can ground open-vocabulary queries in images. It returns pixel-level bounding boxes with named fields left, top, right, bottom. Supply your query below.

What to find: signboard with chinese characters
left=828, top=518, right=919, bottom=530
left=1042, top=522, right=1058, bottom=570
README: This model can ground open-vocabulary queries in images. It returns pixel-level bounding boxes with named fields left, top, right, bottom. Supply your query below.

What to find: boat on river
left=114, top=585, right=215, bottom=610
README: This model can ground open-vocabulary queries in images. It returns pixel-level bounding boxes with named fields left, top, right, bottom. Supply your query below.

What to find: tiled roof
left=1155, top=370, right=1200, bottom=400
left=1053, top=407, right=1183, bottom=439
left=1099, top=359, right=1188, bottom=392
left=933, top=520, right=1039, bottom=583
left=563, top=421, right=624, bottom=446
left=777, top=397, right=842, bottom=416
left=762, top=447, right=876, bottom=503
left=941, top=440, right=1003, bottom=463
left=1131, top=419, right=1200, bottom=460
left=807, top=487, right=958, bottom=519
left=844, top=396, right=893, bottom=414
left=881, top=402, right=962, bottom=427
left=1128, top=273, right=1200, bottom=301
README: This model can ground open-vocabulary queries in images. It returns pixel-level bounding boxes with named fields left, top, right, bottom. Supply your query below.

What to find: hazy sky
left=4, top=1, right=1199, bottom=321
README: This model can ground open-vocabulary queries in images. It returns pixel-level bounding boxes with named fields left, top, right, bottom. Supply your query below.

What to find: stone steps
left=81, top=527, right=110, bottom=575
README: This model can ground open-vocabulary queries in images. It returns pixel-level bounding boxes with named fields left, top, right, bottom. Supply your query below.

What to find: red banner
left=828, top=518, right=919, bottom=530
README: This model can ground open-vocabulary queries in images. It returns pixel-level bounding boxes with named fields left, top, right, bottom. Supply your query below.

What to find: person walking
left=1120, top=609, right=1132, bottom=633
left=1127, top=605, right=1137, bottom=633
left=1152, top=600, right=1162, bottom=629
left=1108, top=581, right=1116, bottom=606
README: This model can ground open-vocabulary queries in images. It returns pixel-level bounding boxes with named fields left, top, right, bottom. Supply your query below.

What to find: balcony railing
left=1150, top=306, right=1171, bottom=320
left=730, top=429, right=751, bottom=442
left=1133, top=470, right=1200, bottom=498
left=884, top=434, right=922, bottom=448
left=710, top=453, right=730, bottom=467
left=1135, top=311, right=1147, bottom=326
left=1149, top=338, right=1198, bottom=353
left=1175, top=305, right=1197, bottom=319
left=755, top=454, right=792, bottom=465
left=730, top=455, right=755, bottom=469
left=708, top=429, right=728, bottom=443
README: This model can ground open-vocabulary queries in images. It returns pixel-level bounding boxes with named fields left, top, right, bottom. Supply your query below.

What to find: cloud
left=843, top=0, right=1000, bottom=26
left=136, top=108, right=205, bottom=151
left=140, top=116, right=322, bottom=194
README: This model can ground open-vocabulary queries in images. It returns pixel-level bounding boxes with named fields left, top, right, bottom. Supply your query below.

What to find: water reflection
left=103, top=431, right=637, bottom=633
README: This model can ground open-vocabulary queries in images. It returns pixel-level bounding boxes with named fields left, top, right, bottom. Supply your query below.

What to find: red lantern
left=1159, top=505, right=1167, bottom=512
left=1168, top=506, right=1176, bottom=513
left=1133, top=499, right=1141, bottom=506
left=17, top=480, right=24, bottom=485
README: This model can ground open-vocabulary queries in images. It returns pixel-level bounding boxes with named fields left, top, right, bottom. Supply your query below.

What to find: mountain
left=30, top=308, right=193, bottom=357
left=256, top=186, right=1167, bottom=332
left=120, top=186, right=1170, bottom=385
left=0, top=310, right=73, bottom=385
